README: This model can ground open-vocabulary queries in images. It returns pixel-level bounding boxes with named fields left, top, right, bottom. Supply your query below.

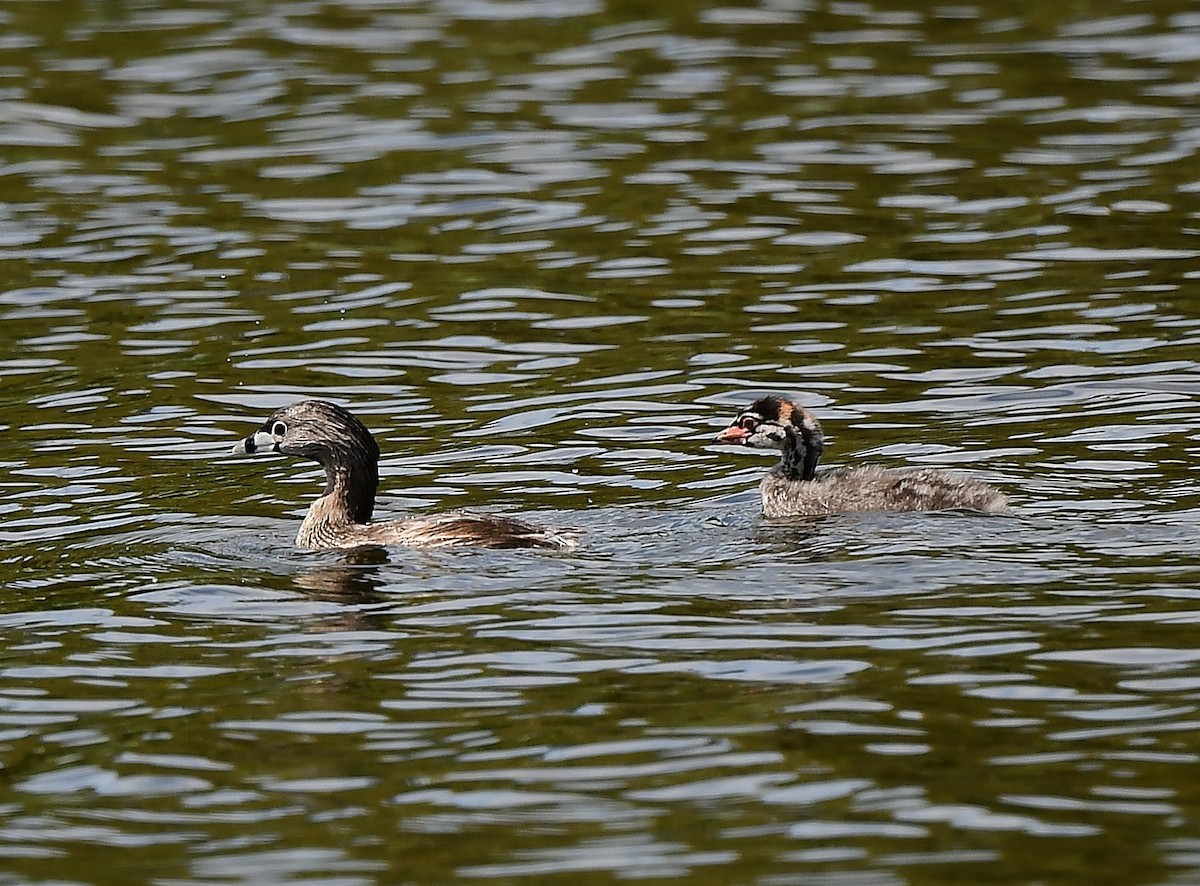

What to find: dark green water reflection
left=2, top=0, right=1200, bottom=883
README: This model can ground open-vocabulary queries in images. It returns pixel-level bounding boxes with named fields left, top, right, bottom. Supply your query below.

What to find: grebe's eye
left=271, top=421, right=287, bottom=437
left=738, top=416, right=759, bottom=431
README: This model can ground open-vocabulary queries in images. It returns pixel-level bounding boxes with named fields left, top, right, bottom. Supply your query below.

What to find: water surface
left=2, top=0, right=1200, bottom=882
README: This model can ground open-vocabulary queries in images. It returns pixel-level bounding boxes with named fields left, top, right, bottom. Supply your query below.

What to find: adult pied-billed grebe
left=715, top=395, right=1008, bottom=518
left=231, top=400, right=576, bottom=551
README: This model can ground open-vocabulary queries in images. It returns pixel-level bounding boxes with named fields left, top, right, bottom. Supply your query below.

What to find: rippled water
left=3, top=0, right=1200, bottom=882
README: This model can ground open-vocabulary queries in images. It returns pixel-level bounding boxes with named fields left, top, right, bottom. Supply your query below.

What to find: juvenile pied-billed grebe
left=232, top=400, right=576, bottom=551
left=715, top=395, right=1008, bottom=518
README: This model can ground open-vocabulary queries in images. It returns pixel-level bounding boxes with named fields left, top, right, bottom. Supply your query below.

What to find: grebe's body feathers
left=716, top=395, right=1007, bottom=518
left=759, top=464, right=1007, bottom=518
left=295, top=507, right=577, bottom=551
left=233, top=400, right=575, bottom=551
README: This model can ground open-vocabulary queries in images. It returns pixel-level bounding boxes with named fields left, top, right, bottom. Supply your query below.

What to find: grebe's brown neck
left=313, top=444, right=378, bottom=524
left=775, top=420, right=824, bottom=482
